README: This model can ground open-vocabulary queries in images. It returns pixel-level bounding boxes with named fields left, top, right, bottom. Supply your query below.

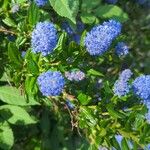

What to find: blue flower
left=113, top=69, right=132, bottom=97
left=34, top=0, right=47, bottom=6
left=31, top=22, right=58, bottom=56
left=62, top=22, right=74, bottom=35
left=65, top=70, right=85, bottom=81
left=144, top=144, right=150, bottom=150
left=37, top=71, right=65, bottom=96
left=132, top=75, right=150, bottom=100
left=84, top=20, right=122, bottom=56
left=144, top=101, right=150, bottom=123
left=21, top=51, right=26, bottom=58
left=119, top=69, right=133, bottom=82
left=62, top=21, right=84, bottom=44
left=105, top=0, right=118, bottom=4
left=115, top=42, right=129, bottom=57
left=115, top=135, right=123, bottom=145
left=113, top=80, right=130, bottom=97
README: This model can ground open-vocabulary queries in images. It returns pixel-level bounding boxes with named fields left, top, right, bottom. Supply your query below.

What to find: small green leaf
left=0, top=105, right=37, bottom=125
left=81, top=0, right=101, bottom=10
left=104, top=81, right=112, bottom=94
left=77, top=93, right=92, bottom=105
left=49, top=0, right=79, bottom=24
left=106, top=104, right=125, bottom=119
left=25, top=76, right=38, bottom=95
left=121, top=138, right=130, bottom=150
left=80, top=106, right=97, bottom=126
left=0, top=121, right=14, bottom=150
left=28, top=2, right=40, bottom=27
left=26, top=54, right=39, bottom=75
left=94, top=5, right=128, bottom=22
left=2, top=17, right=16, bottom=27
left=16, top=0, right=27, bottom=4
left=81, top=13, right=98, bottom=24
left=8, top=42, right=23, bottom=68
left=87, top=69, right=104, bottom=77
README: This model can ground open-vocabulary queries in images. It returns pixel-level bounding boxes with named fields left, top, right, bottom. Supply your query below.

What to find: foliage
left=0, top=0, right=150, bottom=150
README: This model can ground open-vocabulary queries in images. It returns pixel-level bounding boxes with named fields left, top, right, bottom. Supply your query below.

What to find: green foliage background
left=0, top=0, right=150, bottom=149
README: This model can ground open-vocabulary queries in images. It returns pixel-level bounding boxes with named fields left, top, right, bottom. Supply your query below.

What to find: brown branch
left=0, top=28, right=17, bottom=35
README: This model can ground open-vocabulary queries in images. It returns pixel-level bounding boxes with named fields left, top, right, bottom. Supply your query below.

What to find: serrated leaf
left=94, top=5, right=128, bottom=22
left=0, top=86, right=39, bottom=105
left=0, top=105, right=37, bottom=125
left=49, top=0, right=79, bottom=24
left=0, top=121, right=14, bottom=150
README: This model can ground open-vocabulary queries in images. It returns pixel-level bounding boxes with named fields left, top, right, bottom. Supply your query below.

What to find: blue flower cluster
left=119, top=69, right=133, bottom=82
left=113, top=69, right=132, bottom=97
left=62, top=21, right=84, bottom=44
left=34, top=0, right=47, bottom=6
left=115, top=135, right=123, bottom=145
left=144, top=144, right=150, bottom=150
left=37, top=71, right=65, bottom=96
left=114, top=135, right=133, bottom=149
left=105, top=0, right=118, bottom=4
left=115, top=42, right=129, bottom=57
left=31, top=22, right=58, bottom=56
left=144, top=101, right=150, bottom=123
left=65, top=70, right=85, bottom=81
left=84, top=20, right=122, bottom=56
left=132, top=75, right=150, bottom=100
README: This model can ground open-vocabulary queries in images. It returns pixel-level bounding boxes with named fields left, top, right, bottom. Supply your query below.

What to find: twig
left=0, top=27, right=16, bottom=35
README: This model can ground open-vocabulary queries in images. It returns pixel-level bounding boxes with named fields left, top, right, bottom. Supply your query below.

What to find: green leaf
left=49, top=0, right=79, bottom=24
left=81, top=13, right=98, bottom=24
left=121, top=138, right=130, bottom=150
left=2, top=17, right=16, bottom=27
left=104, top=81, right=112, bottom=94
left=0, top=105, right=37, bottom=125
left=25, top=76, right=38, bottom=95
left=28, top=2, right=40, bottom=27
left=111, top=136, right=121, bottom=150
left=94, top=5, right=128, bottom=22
left=8, top=42, right=23, bottom=68
left=106, top=104, right=125, bottom=119
left=27, top=55, right=39, bottom=75
left=55, top=32, right=67, bottom=51
left=77, top=93, right=92, bottom=105
left=81, top=0, right=101, bottom=10
left=0, top=86, right=39, bottom=106
left=16, top=0, right=27, bottom=4
left=87, top=69, right=104, bottom=77
left=0, top=122, right=14, bottom=150
left=80, top=106, right=97, bottom=126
